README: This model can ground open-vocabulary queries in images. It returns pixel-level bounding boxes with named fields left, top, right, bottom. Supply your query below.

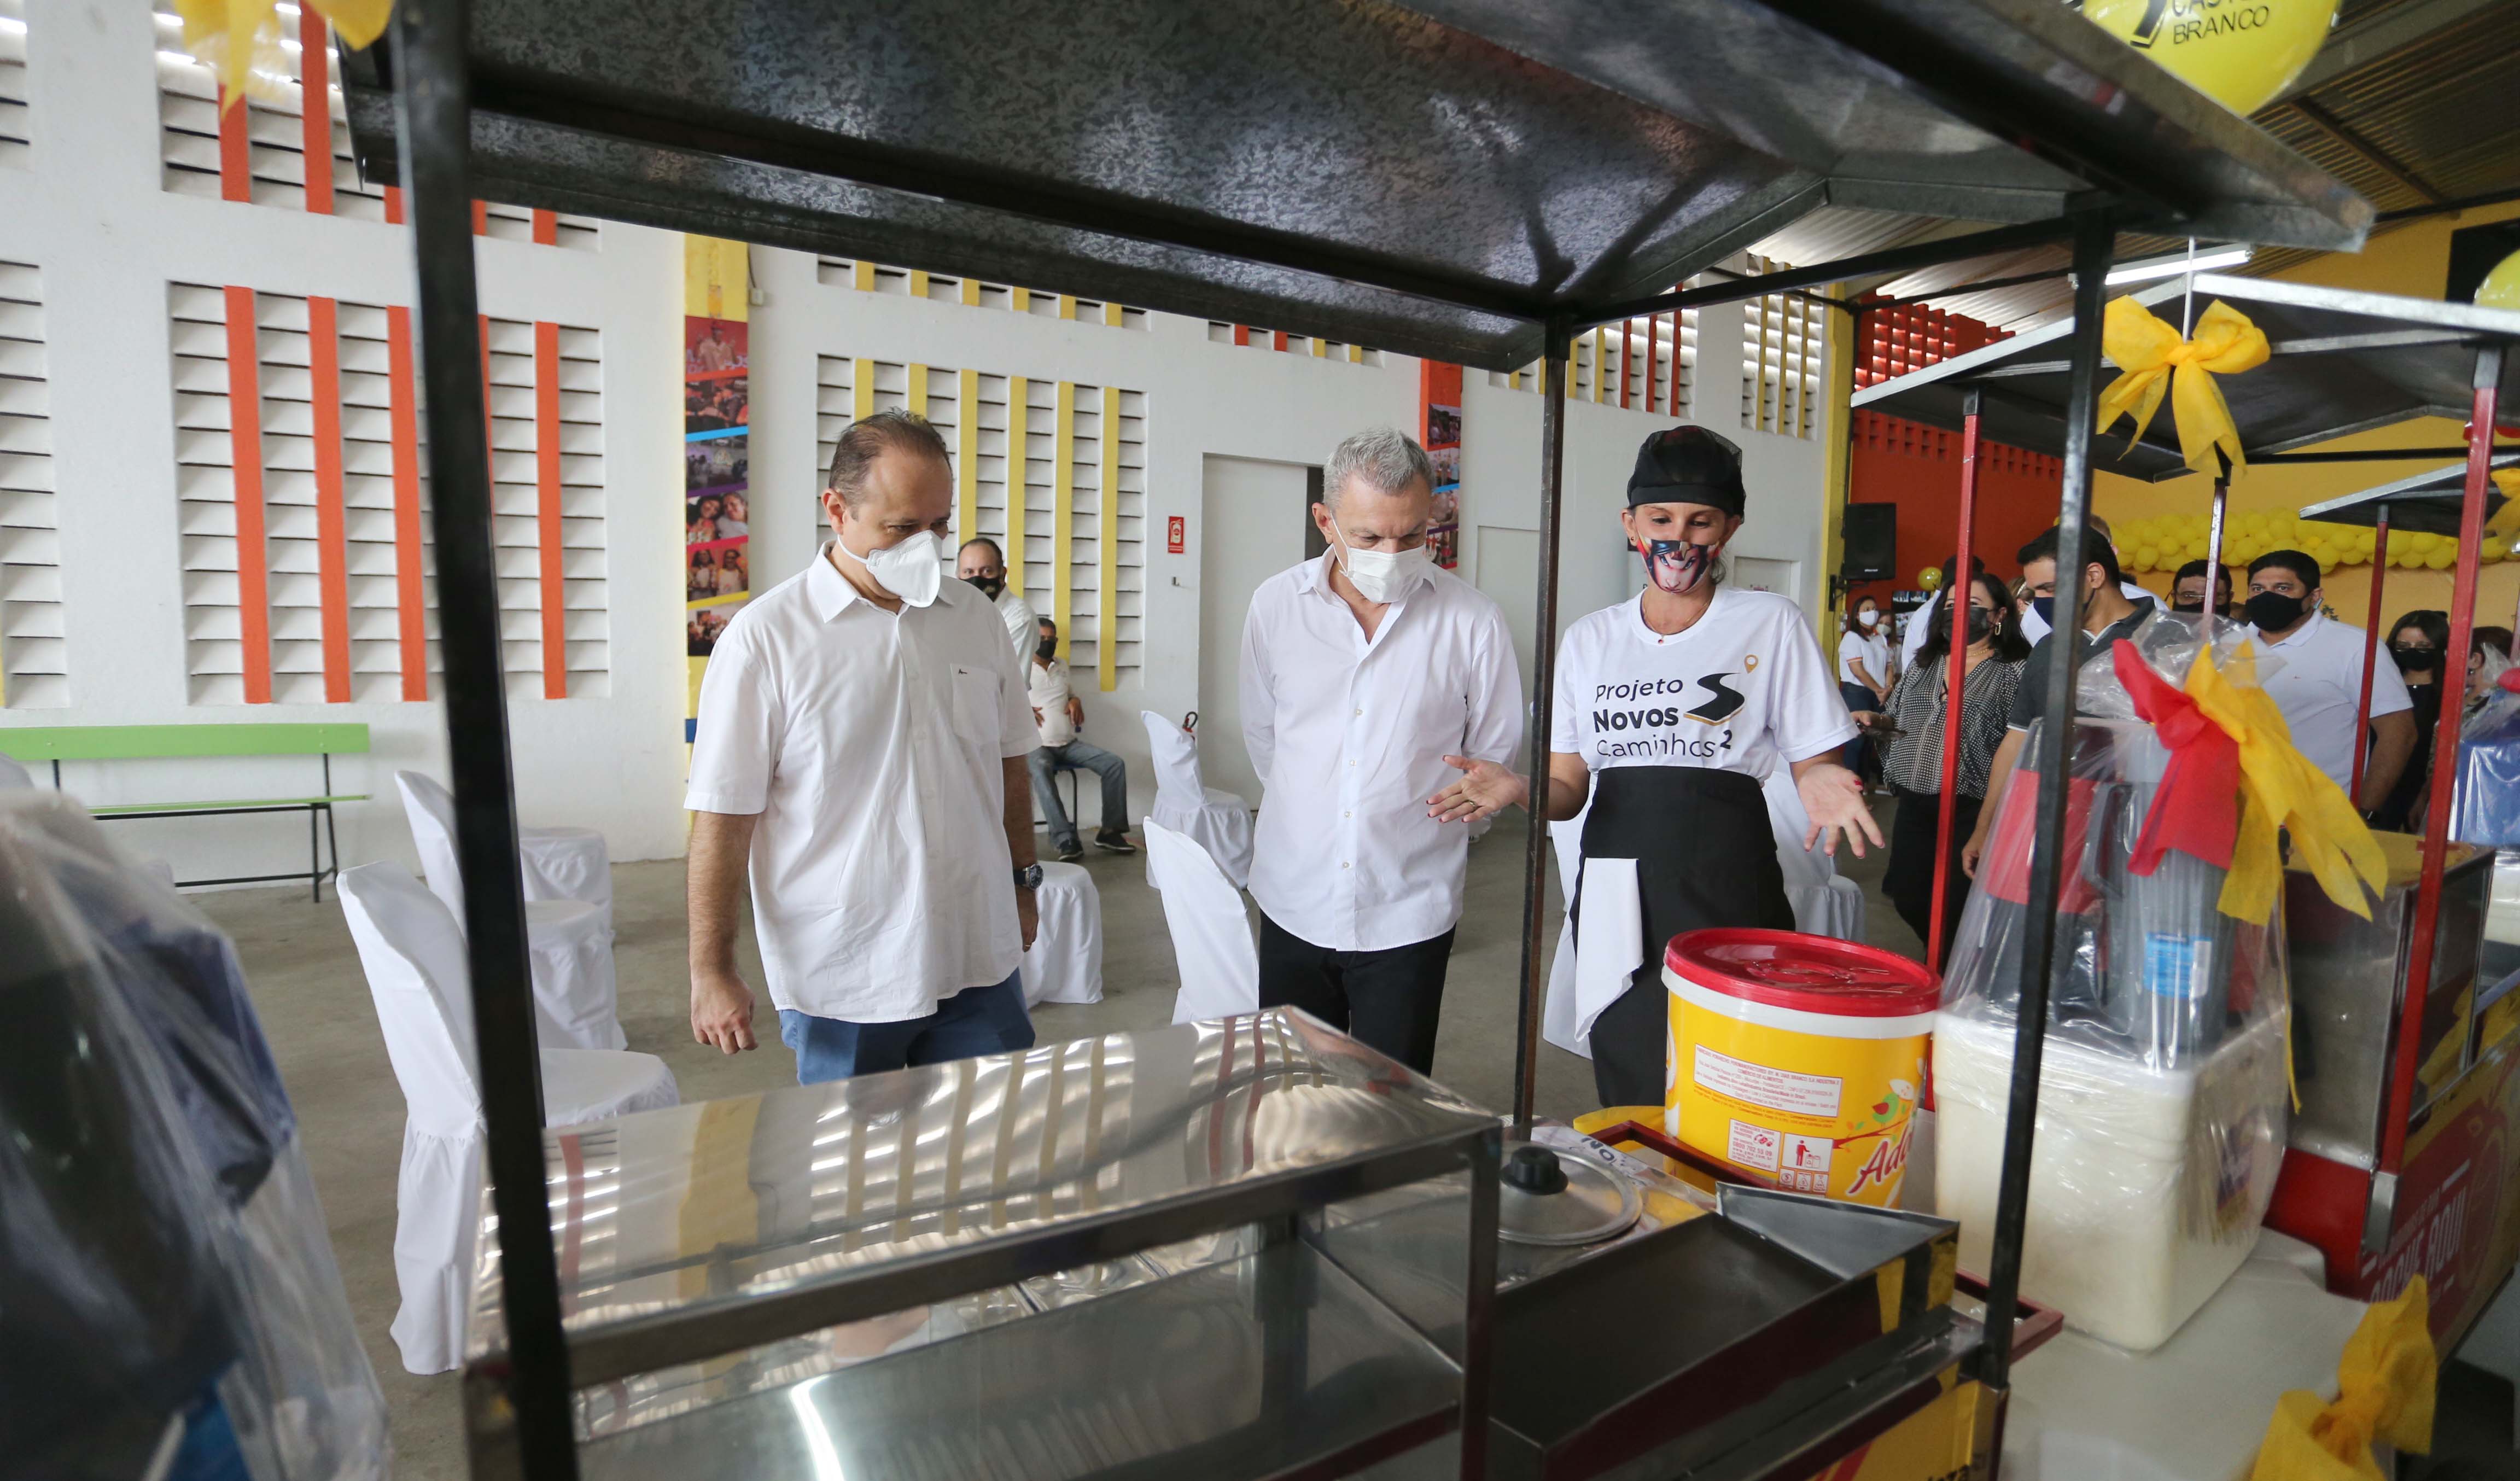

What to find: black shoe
left=1055, top=840, right=1083, bottom=863
left=1093, top=829, right=1139, bottom=855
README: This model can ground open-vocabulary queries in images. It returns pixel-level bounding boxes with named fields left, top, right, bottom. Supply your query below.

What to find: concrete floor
left=199, top=802, right=1918, bottom=1478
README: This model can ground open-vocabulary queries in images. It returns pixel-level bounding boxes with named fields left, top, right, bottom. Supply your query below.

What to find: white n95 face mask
left=1334, top=523, right=1434, bottom=605
left=835, top=528, right=943, bottom=607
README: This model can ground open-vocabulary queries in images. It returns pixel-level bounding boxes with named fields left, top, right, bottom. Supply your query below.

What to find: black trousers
left=1257, top=914, right=1456, bottom=1074
left=1580, top=767, right=1793, bottom=1109
left=1886, top=785, right=1982, bottom=971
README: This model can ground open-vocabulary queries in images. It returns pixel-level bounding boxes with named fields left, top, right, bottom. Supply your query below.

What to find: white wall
left=3, top=5, right=1835, bottom=878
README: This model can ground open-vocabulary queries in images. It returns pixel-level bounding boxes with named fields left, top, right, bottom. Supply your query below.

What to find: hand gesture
left=1796, top=761, right=1885, bottom=859
left=1427, top=754, right=1527, bottom=824
left=691, top=967, right=757, bottom=1054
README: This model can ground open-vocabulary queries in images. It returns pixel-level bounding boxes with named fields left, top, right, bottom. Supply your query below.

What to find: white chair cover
left=1020, top=861, right=1104, bottom=1007
left=397, top=771, right=616, bottom=931
left=1760, top=768, right=1868, bottom=942
left=1542, top=813, right=1590, bottom=1058
left=396, top=770, right=625, bottom=1049
left=1146, top=820, right=1259, bottom=1023
left=338, top=862, right=676, bottom=1375
left=1139, top=712, right=1253, bottom=890
left=0, top=751, right=30, bottom=788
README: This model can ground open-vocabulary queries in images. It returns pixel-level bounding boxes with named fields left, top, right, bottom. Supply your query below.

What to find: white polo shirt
left=993, top=586, right=1039, bottom=662
left=686, top=549, right=1040, bottom=1023
left=2247, top=610, right=2413, bottom=794
left=1240, top=555, right=1523, bottom=952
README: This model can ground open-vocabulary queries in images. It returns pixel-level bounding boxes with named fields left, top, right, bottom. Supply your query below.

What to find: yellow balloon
left=2410, top=532, right=2442, bottom=555
left=2477, top=249, right=2520, bottom=312
left=2081, top=0, right=2342, bottom=115
left=2427, top=547, right=2455, bottom=570
left=1918, top=566, right=1944, bottom=592
left=2185, top=538, right=2209, bottom=559
left=2134, top=544, right=2162, bottom=571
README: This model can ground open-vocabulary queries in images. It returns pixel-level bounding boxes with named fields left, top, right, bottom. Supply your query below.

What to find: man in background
left=2244, top=550, right=2413, bottom=810
left=2019, top=515, right=2151, bottom=644
left=957, top=537, right=1038, bottom=662
left=2172, top=559, right=2235, bottom=617
left=1027, top=615, right=1137, bottom=863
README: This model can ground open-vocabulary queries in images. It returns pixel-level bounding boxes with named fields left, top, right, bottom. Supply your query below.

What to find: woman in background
left=1878, top=570, right=2027, bottom=965
left=2372, top=610, right=2449, bottom=832
left=2470, top=626, right=2515, bottom=721
left=1837, top=593, right=1893, bottom=787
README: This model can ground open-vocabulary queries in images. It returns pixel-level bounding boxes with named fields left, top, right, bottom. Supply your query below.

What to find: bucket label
left=2144, top=934, right=2215, bottom=1000
left=1695, top=1045, right=1844, bottom=1118
left=1780, top=1133, right=1834, bottom=1192
left=1728, top=1118, right=1782, bottom=1173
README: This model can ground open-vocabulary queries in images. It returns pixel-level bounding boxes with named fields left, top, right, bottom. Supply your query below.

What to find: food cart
left=336, top=0, right=2369, bottom=1474
left=1854, top=274, right=2520, bottom=1346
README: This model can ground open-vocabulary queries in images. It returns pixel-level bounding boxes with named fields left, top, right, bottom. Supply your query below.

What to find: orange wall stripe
left=307, top=296, right=353, bottom=701
left=386, top=306, right=428, bottom=699
left=1271, top=329, right=1287, bottom=352
left=224, top=286, right=273, bottom=704
left=217, top=88, right=251, bottom=203
left=384, top=185, right=403, bottom=224
left=1233, top=324, right=1250, bottom=347
left=531, top=209, right=558, bottom=246
left=298, top=10, right=334, bottom=214
left=534, top=321, right=568, bottom=698
left=472, top=200, right=488, bottom=235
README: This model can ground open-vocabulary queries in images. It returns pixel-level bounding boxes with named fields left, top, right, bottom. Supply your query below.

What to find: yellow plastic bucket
left=1662, top=928, right=1938, bottom=1206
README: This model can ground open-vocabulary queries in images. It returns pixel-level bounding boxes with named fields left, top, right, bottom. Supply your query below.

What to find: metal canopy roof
left=1850, top=273, right=2520, bottom=481
left=341, top=0, right=2369, bottom=371
left=2299, top=452, right=2520, bottom=535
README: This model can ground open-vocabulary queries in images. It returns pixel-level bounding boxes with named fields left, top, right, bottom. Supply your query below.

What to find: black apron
left=1576, top=766, right=1793, bottom=1107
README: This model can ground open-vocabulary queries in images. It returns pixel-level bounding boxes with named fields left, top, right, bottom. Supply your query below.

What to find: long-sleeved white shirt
left=1239, top=553, right=1523, bottom=952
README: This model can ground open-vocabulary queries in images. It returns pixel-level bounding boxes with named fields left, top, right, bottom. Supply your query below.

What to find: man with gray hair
left=1237, top=427, right=1525, bottom=1072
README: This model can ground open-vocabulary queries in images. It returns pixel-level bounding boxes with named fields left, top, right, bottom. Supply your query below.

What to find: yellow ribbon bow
left=2484, top=465, right=2520, bottom=544
left=2098, top=296, right=2272, bottom=477
left=2181, top=644, right=2384, bottom=925
left=174, top=0, right=393, bottom=110
left=2251, top=1276, right=2436, bottom=1481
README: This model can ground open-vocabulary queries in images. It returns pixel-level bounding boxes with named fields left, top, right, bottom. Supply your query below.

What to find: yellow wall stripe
left=956, top=368, right=980, bottom=547
left=853, top=260, right=875, bottom=293
left=1595, top=327, right=1610, bottom=403
left=960, top=277, right=981, bottom=307
left=1052, top=382, right=1076, bottom=652
left=853, top=357, right=874, bottom=425
left=1006, top=376, right=1028, bottom=597
left=1011, top=287, right=1031, bottom=313
left=1348, top=343, right=1362, bottom=364
left=1103, top=301, right=1125, bottom=328
left=906, top=363, right=928, bottom=419
left=1311, top=336, right=1327, bottom=358
left=1100, top=387, right=1121, bottom=692
left=909, top=269, right=929, bottom=299
left=1058, top=294, right=1077, bottom=321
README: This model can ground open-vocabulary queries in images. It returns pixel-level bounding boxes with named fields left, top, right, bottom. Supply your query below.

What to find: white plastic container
left=1932, top=1006, right=2287, bottom=1351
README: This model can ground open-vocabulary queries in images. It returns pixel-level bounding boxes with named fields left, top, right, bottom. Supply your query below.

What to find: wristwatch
left=1014, top=863, right=1043, bottom=891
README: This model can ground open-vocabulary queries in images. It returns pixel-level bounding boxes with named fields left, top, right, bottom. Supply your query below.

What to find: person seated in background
left=1026, top=617, right=1136, bottom=863
left=2171, top=558, right=2236, bottom=617
left=2242, top=550, right=2412, bottom=814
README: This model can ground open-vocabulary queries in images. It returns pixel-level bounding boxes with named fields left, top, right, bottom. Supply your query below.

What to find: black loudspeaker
left=1841, top=503, right=1897, bottom=582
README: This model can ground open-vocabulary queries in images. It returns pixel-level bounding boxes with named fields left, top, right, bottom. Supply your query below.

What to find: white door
left=1475, top=526, right=1540, bottom=703
left=1199, top=456, right=1314, bottom=805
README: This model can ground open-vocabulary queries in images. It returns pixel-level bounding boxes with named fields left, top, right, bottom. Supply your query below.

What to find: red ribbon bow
left=2112, top=639, right=2240, bottom=877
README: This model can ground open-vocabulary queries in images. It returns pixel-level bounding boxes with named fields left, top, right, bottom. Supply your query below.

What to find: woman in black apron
left=1542, top=427, right=1884, bottom=1107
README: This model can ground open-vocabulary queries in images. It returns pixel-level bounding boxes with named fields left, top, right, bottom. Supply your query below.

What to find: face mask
left=967, top=572, right=1005, bottom=600
left=2030, top=594, right=2054, bottom=630
left=1036, top=637, right=1058, bottom=662
left=2171, top=596, right=2205, bottom=614
left=2391, top=645, right=2437, bottom=674
left=1638, top=537, right=1720, bottom=595
left=833, top=528, right=943, bottom=607
left=1332, top=523, right=1433, bottom=604
left=1930, top=605, right=1994, bottom=648
left=1857, top=608, right=1879, bottom=629
left=2243, top=591, right=2306, bottom=632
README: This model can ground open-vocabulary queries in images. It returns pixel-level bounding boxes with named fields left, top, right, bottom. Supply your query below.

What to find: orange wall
left=1847, top=411, right=2066, bottom=598
left=2094, top=200, right=2520, bottom=636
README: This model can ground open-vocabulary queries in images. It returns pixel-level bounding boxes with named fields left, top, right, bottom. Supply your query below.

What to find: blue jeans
left=778, top=970, right=1035, bottom=1084
left=1838, top=680, right=1880, bottom=776
left=1028, top=739, right=1130, bottom=850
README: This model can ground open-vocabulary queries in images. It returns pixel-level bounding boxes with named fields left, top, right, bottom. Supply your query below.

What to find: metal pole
left=1512, top=319, right=1573, bottom=1133
left=2204, top=466, right=2230, bottom=614
left=1976, top=210, right=2114, bottom=1395
left=2350, top=504, right=2391, bottom=803
left=390, top=3, right=580, bottom=1476
left=1926, top=389, right=1984, bottom=972
left=2378, top=344, right=2505, bottom=1186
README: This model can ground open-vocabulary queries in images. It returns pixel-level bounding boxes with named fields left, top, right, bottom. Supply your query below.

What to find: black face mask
left=967, top=573, right=1005, bottom=599
left=2243, top=591, right=2307, bottom=632
left=2171, top=596, right=2206, bottom=614
left=1035, top=638, right=1058, bottom=662
left=1932, top=604, right=1994, bottom=648
left=2391, top=645, right=2438, bottom=675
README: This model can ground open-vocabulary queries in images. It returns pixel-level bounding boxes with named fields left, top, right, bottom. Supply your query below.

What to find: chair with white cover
left=1145, top=819, right=1259, bottom=1024
left=1139, top=712, right=1253, bottom=890
left=1020, top=860, right=1104, bottom=1007
left=337, top=861, right=677, bottom=1375
left=395, top=771, right=625, bottom=1049
left=396, top=771, right=614, bottom=930
left=1761, top=767, right=1866, bottom=942
left=0, top=752, right=30, bottom=788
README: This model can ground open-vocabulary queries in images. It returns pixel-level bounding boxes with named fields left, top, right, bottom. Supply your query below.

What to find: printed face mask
left=834, top=528, right=943, bottom=607
left=1637, top=536, right=1720, bottom=595
left=966, top=572, right=1005, bottom=599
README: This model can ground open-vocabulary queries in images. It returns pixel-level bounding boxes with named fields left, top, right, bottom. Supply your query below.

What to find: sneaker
left=1054, top=839, right=1084, bottom=863
left=1093, top=829, right=1139, bottom=855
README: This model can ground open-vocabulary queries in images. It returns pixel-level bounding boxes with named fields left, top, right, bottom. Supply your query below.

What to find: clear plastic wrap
left=1935, top=614, right=2292, bottom=1351
left=0, top=792, right=386, bottom=1481
left=2454, top=682, right=2520, bottom=847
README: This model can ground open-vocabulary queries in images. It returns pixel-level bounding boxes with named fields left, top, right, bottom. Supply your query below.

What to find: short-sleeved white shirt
left=686, top=547, right=1040, bottom=1023
left=2247, top=610, right=2413, bottom=794
left=993, top=587, right=1040, bottom=662
left=1551, top=586, right=1857, bottom=779
left=1839, top=628, right=1891, bottom=690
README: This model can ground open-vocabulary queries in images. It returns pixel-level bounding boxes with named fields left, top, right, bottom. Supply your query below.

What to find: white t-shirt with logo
left=1551, top=585, right=1858, bottom=779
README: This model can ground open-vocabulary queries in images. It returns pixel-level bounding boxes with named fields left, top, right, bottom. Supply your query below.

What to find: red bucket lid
left=1664, top=928, right=1940, bottom=1018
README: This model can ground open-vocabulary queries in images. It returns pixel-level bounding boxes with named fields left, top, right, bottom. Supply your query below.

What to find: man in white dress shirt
left=2242, top=549, right=2414, bottom=809
left=686, top=411, right=1043, bottom=1082
left=957, top=537, right=1039, bottom=662
left=1239, top=428, right=1525, bottom=1072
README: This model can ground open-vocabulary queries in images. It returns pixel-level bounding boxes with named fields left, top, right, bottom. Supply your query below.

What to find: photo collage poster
left=684, top=237, right=750, bottom=733
left=1420, top=360, right=1462, bottom=570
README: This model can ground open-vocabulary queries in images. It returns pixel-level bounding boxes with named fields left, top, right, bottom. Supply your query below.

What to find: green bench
left=0, top=723, right=369, bottom=900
